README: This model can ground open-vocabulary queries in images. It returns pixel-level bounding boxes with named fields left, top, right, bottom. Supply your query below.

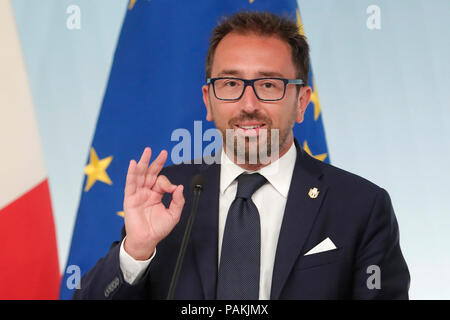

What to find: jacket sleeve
left=351, top=188, right=410, bottom=299
left=72, top=228, right=152, bottom=300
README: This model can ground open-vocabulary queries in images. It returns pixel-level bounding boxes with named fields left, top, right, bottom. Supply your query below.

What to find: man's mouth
left=234, top=123, right=267, bottom=136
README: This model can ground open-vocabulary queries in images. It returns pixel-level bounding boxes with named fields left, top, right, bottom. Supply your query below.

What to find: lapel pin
left=308, top=187, right=319, bottom=199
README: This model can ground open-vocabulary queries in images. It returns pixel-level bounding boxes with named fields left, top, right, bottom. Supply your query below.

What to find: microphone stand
left=167, top=181, right=203, bottom=300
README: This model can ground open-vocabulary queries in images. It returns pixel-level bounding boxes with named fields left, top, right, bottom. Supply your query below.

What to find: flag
left=60, top=0, right=329, bottom=299
left=0, top=0, right=60, bottom=299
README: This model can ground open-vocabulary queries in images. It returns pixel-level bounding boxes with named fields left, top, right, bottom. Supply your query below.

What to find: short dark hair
left=205, top=11, right=310, bottom=85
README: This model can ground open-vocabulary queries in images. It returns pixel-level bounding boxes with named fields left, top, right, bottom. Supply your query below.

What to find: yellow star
left=296, top=9, right=305, bottom=36
left=310, top=80, right=322, bottom=120
left=249, top=0, right=255, bottom=3
left=128, top=0, right=137, bottom=10
left=303, top=141, right=327, bottom=162
left=117, top=211, right=125, bottom=218
left=84, top=148, right=113, bottom=192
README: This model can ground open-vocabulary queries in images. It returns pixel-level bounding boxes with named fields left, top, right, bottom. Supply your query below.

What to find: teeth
left=239, top=125, right=262, bottom=129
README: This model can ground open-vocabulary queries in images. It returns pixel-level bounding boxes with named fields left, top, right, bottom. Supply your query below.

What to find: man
left=73, top=11, right=410, bottom=300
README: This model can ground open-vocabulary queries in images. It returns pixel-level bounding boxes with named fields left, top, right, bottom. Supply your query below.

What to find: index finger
left=144, top=149, right=168, bottom=189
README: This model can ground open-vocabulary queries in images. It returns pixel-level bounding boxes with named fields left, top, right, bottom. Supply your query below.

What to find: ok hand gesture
left=123, top=147, right=185, bottom=260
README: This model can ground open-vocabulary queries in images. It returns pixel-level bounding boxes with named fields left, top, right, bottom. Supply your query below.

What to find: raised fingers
left=144, top=150, right=168, bottom=189
left=135, top=147, right=152, bottom=188
left=125, top=148, right=168, bottom=197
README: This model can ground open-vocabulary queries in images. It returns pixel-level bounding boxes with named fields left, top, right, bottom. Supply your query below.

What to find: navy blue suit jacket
left=73, top=140, right=410, bottom=299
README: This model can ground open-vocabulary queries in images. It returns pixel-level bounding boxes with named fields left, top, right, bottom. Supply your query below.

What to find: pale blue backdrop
left=11, top=0, right=450, bottom=299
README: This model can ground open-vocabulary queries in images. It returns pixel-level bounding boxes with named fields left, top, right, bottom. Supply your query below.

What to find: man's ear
left=296, top=86, right=312, bottom=123
left=202, top=85, right=213, bottom=122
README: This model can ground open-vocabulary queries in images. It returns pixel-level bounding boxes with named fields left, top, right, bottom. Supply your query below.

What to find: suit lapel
left=191, top=162, right=220, bottom=299
left=270, top=140, right=328, bottom=299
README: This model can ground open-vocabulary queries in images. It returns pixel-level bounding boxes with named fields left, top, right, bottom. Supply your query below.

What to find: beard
left=207, top=93, right=297, bottom=167
left=217, top=110, right=294, bottom=167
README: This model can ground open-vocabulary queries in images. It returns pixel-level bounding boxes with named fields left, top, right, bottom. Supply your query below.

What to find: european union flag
left=60, top=0, right=329, bottom=299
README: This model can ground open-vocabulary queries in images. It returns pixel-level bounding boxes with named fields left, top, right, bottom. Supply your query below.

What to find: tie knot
left=236, top=173, right=267, bottom=199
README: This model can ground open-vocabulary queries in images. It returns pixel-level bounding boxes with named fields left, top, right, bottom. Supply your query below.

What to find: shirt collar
left=220, top=142, right=297, bottom=198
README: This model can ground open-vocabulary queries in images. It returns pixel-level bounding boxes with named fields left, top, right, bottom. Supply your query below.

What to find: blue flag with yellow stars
left=60, top=0, right=329, bottom=299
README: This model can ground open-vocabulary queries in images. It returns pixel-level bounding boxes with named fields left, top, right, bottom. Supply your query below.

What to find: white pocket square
left=304, top=237, right=337, bottom=256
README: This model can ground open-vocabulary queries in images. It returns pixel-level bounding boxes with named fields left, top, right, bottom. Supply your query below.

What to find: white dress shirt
left=119, top=142, right=297, bottom=299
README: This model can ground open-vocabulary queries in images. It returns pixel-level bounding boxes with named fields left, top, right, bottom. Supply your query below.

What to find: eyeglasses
left=206, top=77, right=303, bottom=101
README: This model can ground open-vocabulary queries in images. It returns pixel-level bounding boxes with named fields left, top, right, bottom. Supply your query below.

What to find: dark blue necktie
left=217, top=173, right=267, bottom=300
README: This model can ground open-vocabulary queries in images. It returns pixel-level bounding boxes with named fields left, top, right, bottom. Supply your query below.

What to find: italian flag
left=0, top=0, right=60, bottom=299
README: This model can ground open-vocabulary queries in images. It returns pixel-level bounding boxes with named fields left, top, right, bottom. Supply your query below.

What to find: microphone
left=167, top=174, right=205, bottom=300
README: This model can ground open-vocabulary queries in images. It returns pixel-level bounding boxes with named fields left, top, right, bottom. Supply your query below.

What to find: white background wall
left=11, top=0, right=450, bottom=299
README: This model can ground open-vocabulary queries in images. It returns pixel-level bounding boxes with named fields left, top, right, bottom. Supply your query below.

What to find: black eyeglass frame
left=206, top=77, right=304, bottom=102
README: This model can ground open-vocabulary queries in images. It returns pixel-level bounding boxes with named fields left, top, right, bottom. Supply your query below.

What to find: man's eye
left=225, top=81, right=238, bottom=87
left=259, top=81, right=278, bottom=89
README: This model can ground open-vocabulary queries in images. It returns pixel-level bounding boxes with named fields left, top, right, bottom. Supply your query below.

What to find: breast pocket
left=294, top=247, right=344, bottom=271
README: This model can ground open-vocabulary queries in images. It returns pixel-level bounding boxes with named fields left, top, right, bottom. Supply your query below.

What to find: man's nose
left=240, top=84, right=260, bottom=112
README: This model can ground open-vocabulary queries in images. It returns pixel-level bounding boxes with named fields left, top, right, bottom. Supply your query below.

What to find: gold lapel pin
left=308, top=187, right=319, bottom=199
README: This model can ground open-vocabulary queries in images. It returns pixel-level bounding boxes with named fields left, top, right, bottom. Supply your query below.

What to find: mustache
left=228, top=112, right=272, bottom=127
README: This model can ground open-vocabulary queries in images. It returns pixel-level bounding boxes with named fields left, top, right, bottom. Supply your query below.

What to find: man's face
left=202, top=32, right=311, bottom=167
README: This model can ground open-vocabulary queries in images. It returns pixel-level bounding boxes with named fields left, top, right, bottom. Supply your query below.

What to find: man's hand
left=123, top=147, right=185, bottom=260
